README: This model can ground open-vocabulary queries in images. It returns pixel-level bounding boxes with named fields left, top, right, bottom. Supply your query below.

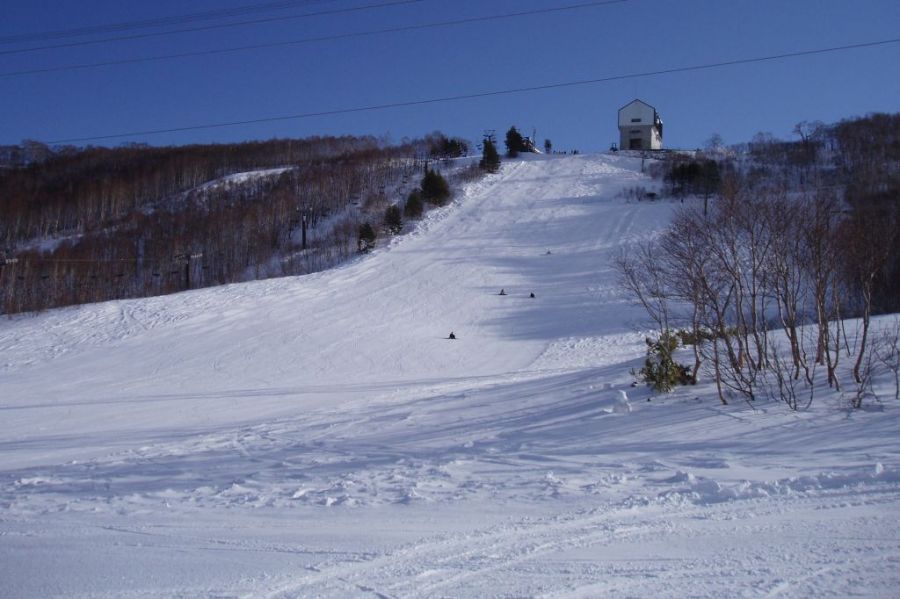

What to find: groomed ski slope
left=1, top=153, right=899, bottom=598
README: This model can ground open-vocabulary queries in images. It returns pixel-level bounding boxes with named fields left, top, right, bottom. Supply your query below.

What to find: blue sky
left=2, top=0, right=898, bottom=151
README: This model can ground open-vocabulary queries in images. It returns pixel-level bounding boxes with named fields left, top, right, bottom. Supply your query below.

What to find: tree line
left=0, top=133, right=474, bottom=314
left=619, top=113, right=900, bottom=408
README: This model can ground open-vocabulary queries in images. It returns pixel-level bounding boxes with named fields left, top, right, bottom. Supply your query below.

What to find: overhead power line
left=0, top=1, right=630, bottom=78
left=45, top=37, right=900, bottom=145
left=0, top=0, right=429, bottom=56
left=0, top=0, right=344, bottom=45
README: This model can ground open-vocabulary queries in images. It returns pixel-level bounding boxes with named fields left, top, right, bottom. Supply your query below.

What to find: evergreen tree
left=421, top=169, right=451, bottom=206
left=638, top=333, right=692, bottom=393
left=358, top=222, right=377, bottom=251
left=505, top=126, right=524, bottom=157
left=446, top=138, right=468, bottom=157
left=404, top=189, right=424, bottom=219
left=384, top=204, right=403, bottom=234
left=427, top=134, right=469, bottom=158
left=480, top=139, right=501, bottom=173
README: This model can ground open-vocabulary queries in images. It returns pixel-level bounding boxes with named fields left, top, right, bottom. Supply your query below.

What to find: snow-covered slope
left=1, top=153, right=898, bottom=598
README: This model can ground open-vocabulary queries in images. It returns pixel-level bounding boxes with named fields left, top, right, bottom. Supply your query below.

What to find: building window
left=631, top=118, right=641, bottom=123
left=631, top=129, right=641, bottom=134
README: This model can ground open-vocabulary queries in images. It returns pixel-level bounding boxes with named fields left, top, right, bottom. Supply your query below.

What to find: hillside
left=1, top=153, right=898, bottom=598
left=0, top=134, right=471, bottom=314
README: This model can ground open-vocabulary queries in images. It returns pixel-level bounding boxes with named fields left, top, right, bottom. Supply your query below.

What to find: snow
left=192, top=166, right=295, bottom=193
left=1, top=153, right=898, bottom=598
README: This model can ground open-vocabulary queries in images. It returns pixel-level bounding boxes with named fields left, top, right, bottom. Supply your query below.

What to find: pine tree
left=404, top=189, right=424, bottom=219
left=421, top=169, right=451, bottom=206
left=505, top=126, right=524, bottom=158
left=638, top=333, right=692, bottom=393
left=480, top=139, right=501, bottom=173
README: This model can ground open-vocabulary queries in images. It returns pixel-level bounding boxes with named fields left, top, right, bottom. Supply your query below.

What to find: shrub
left=637, top=332, right=692, bottom=392
left=384, top=204, right=402, bottom=234
left=358, top=222, right=377, bottom=251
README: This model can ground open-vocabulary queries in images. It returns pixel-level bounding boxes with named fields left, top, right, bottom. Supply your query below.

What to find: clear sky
left=2, top=0, right=898, bottom=151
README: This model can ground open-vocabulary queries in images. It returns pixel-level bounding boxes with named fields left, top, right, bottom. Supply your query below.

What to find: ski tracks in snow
left=260, top=483, right=900, bottom=598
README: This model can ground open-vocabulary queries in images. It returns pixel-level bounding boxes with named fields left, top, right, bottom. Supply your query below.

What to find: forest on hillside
left=0, top=133, right=472, bottom=314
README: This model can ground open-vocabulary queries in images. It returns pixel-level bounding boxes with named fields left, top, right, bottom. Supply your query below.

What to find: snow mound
left=657, top=463, right=900, bottom=506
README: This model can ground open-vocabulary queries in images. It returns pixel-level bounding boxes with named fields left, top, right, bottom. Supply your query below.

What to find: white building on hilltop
left=618, top=99, right=663, bottom=151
